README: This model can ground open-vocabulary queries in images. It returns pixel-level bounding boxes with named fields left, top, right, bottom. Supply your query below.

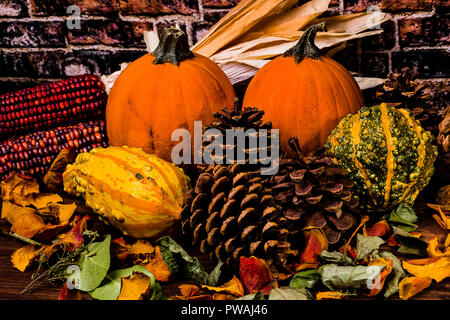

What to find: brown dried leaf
left=201, top=275, right=244, bottom=297
left=399, top=276, right=432, bottom=300
left=43, top=148, right=76, bottom=193
left=170, top=284, right=213, bottom=300
left=58, top=283, right=82, bottom=300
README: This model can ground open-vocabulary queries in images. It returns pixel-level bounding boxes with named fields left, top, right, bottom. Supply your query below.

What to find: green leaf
left=319, top=264, right=385, bottom=291
left=89, top=265, right=155, bottom=300
left=268, top=287, right=312, bottom=300
left=320, top=250, right=355, bottom=266
left=290, top=269, right=322, bottom=290
left=70, top=235, right=111, bottom=292
left=156, top=236, right=222, bottom=286
left=356, top=234, right=385, bottom=260
left=393, top=227, right=428, bottom=257
left=387, top=204, right=418, bottom=232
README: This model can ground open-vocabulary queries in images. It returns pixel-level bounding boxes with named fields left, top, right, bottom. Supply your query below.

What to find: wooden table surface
left=1, top=201, right=449, bottom=300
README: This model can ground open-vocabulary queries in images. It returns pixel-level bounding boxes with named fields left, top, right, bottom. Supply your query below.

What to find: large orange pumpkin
left=106, top=27, right=236, bottom=161
left=243, top=22, right=364, bottom=155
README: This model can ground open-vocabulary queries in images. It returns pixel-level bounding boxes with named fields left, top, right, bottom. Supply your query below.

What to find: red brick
left=392, top=49, right=450, bottom=78
left=119, top=0, right=198, bottom=15
left=0, top=0, right=28, bottom=17
left=344, top=0, right=433, bottom=12
left=361, top=52, right=389, bottom=77
left=362, top=20, right=396, bottom=49
left=0, top=21, right=66, bottom=47
left=0, top=50, right=65, bottom=78
left=30, top=0, right=119, bottom=16
left=202, top=0, right=241, bottom=8
left=399, top=15, right=450, bottom=47
left=68, top=20, right=151, bottom=46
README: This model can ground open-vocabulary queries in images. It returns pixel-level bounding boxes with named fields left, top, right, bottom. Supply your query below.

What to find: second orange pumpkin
left=243, top=22, right=364, bottom=155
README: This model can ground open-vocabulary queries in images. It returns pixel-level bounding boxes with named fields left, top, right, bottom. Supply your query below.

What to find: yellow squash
left=63, top=146, right=190, bottom=238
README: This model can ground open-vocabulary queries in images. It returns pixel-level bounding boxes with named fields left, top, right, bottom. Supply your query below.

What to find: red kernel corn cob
left=0, top=120, right=108, bottom=180
left=0, top=74, right=107, bottom=140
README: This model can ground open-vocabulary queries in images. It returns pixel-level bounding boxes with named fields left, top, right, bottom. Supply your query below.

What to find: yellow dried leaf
left=170, top=284, right=212, bottom=300
left=128, top=240, right=155, bottom=256
left=10, top=210, right=46, bottom=239
left=29, top=193, right=63, bottom=210
left=1, top=201, right=36, bottom=223
left=141, top=246, right=173, bottom=283
left=402, top=256, right=450, bottom=283
left=316, top=291, right=345, bottom=300
left=201, top=275, right=245, bottom=297
left=11, top=244, right=40, bottom=272
left=399, top=277, right=432, bottom=300
left=117, top=272, right=152, bottom=300
left=49, top=202, right=77, bottom=225
left=427, top=237, right=450, bottom=257
left=43, top=148, right=76, bottom=193
left=368, top=257, right=393, bottom=296
left=0, top=173, right=39, bottom=206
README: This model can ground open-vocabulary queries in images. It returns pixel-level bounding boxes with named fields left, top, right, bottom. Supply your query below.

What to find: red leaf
left=239, top=256, right=274, bottom=294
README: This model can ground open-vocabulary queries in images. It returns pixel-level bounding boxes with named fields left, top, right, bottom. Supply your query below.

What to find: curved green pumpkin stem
left=283, top=22, right=327, bottom=64
left=153, top=27, right=195, bottom=66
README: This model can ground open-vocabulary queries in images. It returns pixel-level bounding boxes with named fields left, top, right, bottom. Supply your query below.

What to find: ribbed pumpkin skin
left=325, top=103, right=438, bottom=212
left=63, top=146, right=191, bottom=238
left=106, top=53, right=236, bottom=161
left=243, top=56, right=364, bottom=155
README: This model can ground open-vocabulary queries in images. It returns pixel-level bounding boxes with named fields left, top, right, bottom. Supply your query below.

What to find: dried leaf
left=10, top=209, right=46, bottom=239
left=0, top=173, right=40, bottom=206
left=398, top=276, right=432, bottom=300
left=111, top=237, right=129, bottom=265
left=402, top=256, right=450, bottom=283
left=388, top=204, right=418, bottom=232
left=128, top=239, right=155, bottom=256
left=11, top=244, right=40, bottom=272
left=239, top=256, right=275, bottom=294
left=170, top=284, right=212, bottom=300
left=89, top=265, right=155, bottom=300
left=320, top=264, right=386, bottom=292
left=320, top=250, right=355, bottom=266
left=427, top=237, right=450, bottom=257
left=56, top=215, right=90, bottom=252
left=141, top=246, right=173, bottom=283
left=58, top=283, right=82, bottom=300
left=299, top=227, right=328, bottom=265
left=427, top=203, right=450, bottom=231
left=378, top=251, right=405, bottom=298
left=29, top=193, right=63, bottom=211
left=46, top=202, right=77, bottom=225
left=366, top=220, right=391, bottom=238
left=268, top=286, right=312, bottom=300
left=43, top=148, right=77, bottom=193
left=117, top=271, right=153, bottom=300
left=367, top=257, right=393, bottom=296
left=316, top=291, right=346, bottom=300
left=356, top=234, right=385, bottom=261
left=201, top=275, right=244, bottom=297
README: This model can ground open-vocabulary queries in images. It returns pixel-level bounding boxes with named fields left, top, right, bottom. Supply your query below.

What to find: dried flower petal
left=399, top=276, right=432, bottom=300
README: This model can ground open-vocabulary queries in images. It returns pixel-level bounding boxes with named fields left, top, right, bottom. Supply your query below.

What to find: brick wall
left=0, top=0, right=448, bottom=95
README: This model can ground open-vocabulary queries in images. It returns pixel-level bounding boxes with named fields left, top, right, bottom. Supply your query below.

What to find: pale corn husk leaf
left=230, top=0, right=332, bottom=44
left=191, top=0, right=300, bottom=57
left=144, top=30, right=160, bottom=53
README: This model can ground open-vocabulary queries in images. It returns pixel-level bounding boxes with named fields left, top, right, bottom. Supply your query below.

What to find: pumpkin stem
left=283, top=22, right=327, bottom=64
left=153, top=27, right=195, bottom=66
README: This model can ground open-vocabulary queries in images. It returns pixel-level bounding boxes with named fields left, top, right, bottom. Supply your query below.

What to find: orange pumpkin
left=106, top=27, right=236, bottom=161
left=243, top=22, right=364, bottom=155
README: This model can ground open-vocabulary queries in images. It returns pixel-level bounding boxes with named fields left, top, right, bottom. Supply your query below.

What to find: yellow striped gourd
left=63, top=146, right=190, bottom=238
left=325, top=103, right=437, bottom=212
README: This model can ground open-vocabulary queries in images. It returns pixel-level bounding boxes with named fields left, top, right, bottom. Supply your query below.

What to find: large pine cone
left=180, top=163, right=298, bottom=268
left=269, top=137, right=360, bottom=246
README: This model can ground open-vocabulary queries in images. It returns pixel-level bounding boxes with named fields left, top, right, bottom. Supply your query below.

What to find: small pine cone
left=269, top=137, right=360, bottom=246
left=436, top=106, right=450, bottom=182
left=377, top=68, right=449, bottom=136
left=180, top=163, right=298, bottom=268
left=199, top=101, right=275, bottom=169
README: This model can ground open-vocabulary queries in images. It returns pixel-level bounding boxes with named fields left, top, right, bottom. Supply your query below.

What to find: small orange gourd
left=106, top=27, right=236, bottom=161
left=243, top=22, right=364, bottom=155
